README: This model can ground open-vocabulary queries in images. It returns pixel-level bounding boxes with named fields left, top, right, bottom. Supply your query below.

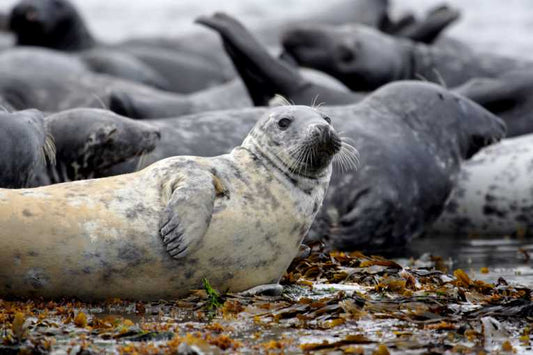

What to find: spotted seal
left=281, top=23, right=532, bottom=92
left=430, top=134, right=533, bottom=237
left=0, top=105, right=346, bottom=300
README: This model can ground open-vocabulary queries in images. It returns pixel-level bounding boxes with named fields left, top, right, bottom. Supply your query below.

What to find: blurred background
left=1, top=0, right=532, bottom=59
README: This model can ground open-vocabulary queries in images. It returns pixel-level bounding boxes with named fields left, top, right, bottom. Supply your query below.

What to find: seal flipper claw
left=159, top=170, right=218, bottom=259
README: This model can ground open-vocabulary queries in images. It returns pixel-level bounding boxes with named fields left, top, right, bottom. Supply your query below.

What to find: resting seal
left=102, top=81, right=505, bottom=250
left=281, top=23, right=532, bottom=91
left=430, top=134, right=533, bottom=237
left=34, top=108, right=161, bottom=186
left=0, top=109, right=54, bottom=188
left=8, top=0, right=232, bottom=93
left=454, top=70, right=533, bottom=138
left=0, top=105, right=344, bottom=300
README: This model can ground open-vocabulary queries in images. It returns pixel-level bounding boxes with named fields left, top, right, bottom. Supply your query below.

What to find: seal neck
left=238, top=137, right=331, bottom=191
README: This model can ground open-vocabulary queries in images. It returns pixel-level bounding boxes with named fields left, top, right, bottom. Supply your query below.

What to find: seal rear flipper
left=196, top=13, right=306, bottom=106
left=160, top=169, right=226, bottom=259
left=395, top=5, right=460, bottom=44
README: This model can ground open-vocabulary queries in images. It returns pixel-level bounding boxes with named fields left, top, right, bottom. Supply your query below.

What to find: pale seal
left=430, top=134, right=533, bottom=237
left=0, top=105, right=345, bottom=300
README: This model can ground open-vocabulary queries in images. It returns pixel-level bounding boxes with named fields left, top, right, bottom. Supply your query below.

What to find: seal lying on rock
left=281, top=23, right=533, bottom=91
left=102, top=81, right=505, bottom=251
left=430, top=133, right=533, bottom=237
left=0, top=109, right=54, bottom=188
left=0, top=105, right=346, bottom=300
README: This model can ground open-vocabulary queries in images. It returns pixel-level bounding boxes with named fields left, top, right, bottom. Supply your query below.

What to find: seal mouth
left=286, top=125, right=354, bottom=177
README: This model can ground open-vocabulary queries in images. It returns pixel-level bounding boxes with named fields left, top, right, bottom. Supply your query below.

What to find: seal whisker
left=91, top=94, right=108, bottom=110
left=432, top=68, right=448, bottom=88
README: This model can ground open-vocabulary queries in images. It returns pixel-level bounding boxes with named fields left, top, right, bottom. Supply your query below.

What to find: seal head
left=9, top=0, right=95, bottom=50
left=282, top=24, right=410, bottom=91
left=242, top=105, right=341, bottom=180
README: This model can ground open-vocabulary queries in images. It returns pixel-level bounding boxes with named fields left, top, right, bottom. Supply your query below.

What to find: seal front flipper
left=160, top=169, right=228, bottom=259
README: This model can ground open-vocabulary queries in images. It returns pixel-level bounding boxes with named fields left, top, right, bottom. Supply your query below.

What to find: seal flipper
left=196, top=13, right=306, bottom=106
left=395, top=5, right=460, bottom=44
left=160, top=169, right=225, bottom=259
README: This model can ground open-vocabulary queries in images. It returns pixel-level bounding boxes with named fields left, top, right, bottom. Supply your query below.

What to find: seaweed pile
left=1, top=246, right=531, bottom=354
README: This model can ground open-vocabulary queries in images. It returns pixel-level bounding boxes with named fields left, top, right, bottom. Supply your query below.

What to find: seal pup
left=0, top=109, right=54, bottom=188
left=0, top=105, right=346, bottom=300
left=102, top=81, right=505, bottom=250
left=281, top=23, right=533, bottom=91
left=430, top=134, right=533, bottom=237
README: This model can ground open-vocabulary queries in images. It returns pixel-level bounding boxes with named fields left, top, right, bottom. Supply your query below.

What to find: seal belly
left=0, top=174, right=173, bottom=300
left=187, top=167, right=308, bottom=293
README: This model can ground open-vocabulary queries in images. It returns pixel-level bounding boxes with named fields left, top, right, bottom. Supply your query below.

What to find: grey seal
left=0, top=105, right=344, bottom=300
left=431, top=134, right=533, bottom=237
left=0, top=109, right=54, bottom=188
left=281, top=23, right=532, bottom=91
left=103, top=81, right=506, bottom=250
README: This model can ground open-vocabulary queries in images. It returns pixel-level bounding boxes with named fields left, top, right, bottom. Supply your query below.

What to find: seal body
left=0, top=109, right=53, bottom=188
left=281, top=24, right=532, bottom=91
left=104, top=82, right=506, bottom=250
left=430, top=134, right=533, bottom=237
left=0, top=106, right=336, bottom=300
left=32, top=109, right=160, bottom=187
left=0, top=48, right=245, bottom=116
left=454, top=70, right=533, bottom=137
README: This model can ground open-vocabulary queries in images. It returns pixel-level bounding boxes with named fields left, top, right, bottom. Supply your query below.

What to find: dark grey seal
left=195, top=13, right=362, bottom=107
left=0, top=109, right=54, bottom=188
left=34, top=109, right=161, bottom=186
left=281, top=23, right=532, bottom=91
left=8, top=0, right=389, bottom=93
left=103, top=81, right=505, bottom=250
left=8, top=0, right=231, bottom=93
left=454, top=70, right=533, bottom=138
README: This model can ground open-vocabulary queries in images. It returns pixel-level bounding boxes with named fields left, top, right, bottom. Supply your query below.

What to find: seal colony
left=0, top=105, right=350, bottom=300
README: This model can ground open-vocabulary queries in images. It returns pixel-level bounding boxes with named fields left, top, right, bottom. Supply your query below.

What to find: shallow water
left=403, top=236, right=533, bottom=287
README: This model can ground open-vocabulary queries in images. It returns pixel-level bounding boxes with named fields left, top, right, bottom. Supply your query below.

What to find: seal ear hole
left=323, top=116, right=332, bottom=124
left=338, top=45, right=355, bottom=63
left=277, top=117, right=292, bottom=130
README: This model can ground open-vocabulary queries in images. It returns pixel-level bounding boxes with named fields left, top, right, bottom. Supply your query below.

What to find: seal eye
left=278, top=118, right=292, bottom=130
left=323, top=116, right=332, bottom=124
